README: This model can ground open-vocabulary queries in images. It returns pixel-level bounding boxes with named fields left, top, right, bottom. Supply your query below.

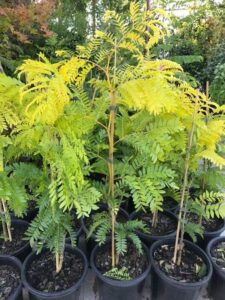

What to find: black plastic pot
left=91, top=242, right=151, bottom=300
left=162, top=196, right=179, bottom=213
left=82, top=208, right=129, bottom=261
left=130, top=210, right=177, bottom=247
left=206, top=236, right=225, bottom=300
left=201, top=220, right=225, bottom=249
left=0, top=219, right=31, bottom=261
left=150, top=238, right=213, bottom=300
left=22, top=245, right=88, bottom=300
left=175, top=208, right=225, bottom=249
left=0, top=255, right=22, bottom=300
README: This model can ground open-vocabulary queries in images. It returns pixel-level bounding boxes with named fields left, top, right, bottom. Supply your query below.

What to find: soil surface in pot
left=0, top=223, right=28, bottom=255
left=187, top=213, right=224, bottom=232
left=94, top=242, right=148, bottom=279
left=27, top=250, right=84, bottom=292
left=135, top=212, right=177, bottom=236
left=27, top=199, right=36, bottom=212
left=163, top=197, right=178, bottom=211
left=0, top=265, right=20, bottom=299
left=211, top=240, right=225, bottom=270
left=153, top=244, right=208, bottom=283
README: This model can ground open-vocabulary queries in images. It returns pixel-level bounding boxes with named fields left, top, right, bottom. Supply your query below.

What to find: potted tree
left=58, top=2, right=211, bottom=299
left=0, top=73, right=36, bottom=261
left=13, top=52, right=101, bottom=299
left=178, top=83, right=225, bottom=248
left=149, top=91, right=225, bottom=299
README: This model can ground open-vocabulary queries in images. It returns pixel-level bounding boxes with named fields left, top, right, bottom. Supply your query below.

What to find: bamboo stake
left=0, top=200, right=7, bottom=241
left=1, top=199, right=12, bottom=242
left=173, top=99, right=198, bottom=265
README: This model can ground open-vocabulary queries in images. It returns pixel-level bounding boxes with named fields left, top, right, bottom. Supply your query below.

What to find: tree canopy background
left=0, top=0, right=224, bottom=103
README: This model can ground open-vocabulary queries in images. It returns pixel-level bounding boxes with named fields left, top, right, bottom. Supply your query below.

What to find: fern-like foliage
left=125, top=160, right=178, bottom=213
left=25, top=196, right=77, bottom=256
left=87, top=211, right=147, bottom=256
left=194, top=191, right=225, bottom=219
left=12, top=1, right=225, bottom=270
left=104, top=267, right=132, bottom=281
left=0, top=74, right=24, bottom=171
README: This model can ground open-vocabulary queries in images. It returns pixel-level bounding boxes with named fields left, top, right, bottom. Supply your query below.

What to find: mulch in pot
left=27, top=250, right=84, bottom=292
left=0, top=223, right=28, bottom=255
left=0, top=264, right=20, bottom=299
left=153, top=244, right=208, bottom=283
left=94, top=242, right=148, bottom=279
left=211, top=240, right=225, bottom=270
left=135, top=211, right=177, bottom=236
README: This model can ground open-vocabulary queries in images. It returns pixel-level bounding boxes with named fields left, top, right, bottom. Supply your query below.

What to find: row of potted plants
left=1, top=2, right=225, bottom=300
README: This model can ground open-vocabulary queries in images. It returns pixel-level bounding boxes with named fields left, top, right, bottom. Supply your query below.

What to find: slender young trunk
left=55, top=253, right=64, bottom=274
left=55, top=235, right=65, bottom=273
left=152, top=210, right=158, bottom=228
left=177, top=182, right=192, bottom=265
left=0, top=200, right=7, bottom=240
left=173, top=99, right=198, bottom=265
left=108, top=91, right=116, bottom=267
left=199, top=81, right=209, bottom=225
left=146, top=0, right=151, bottom=11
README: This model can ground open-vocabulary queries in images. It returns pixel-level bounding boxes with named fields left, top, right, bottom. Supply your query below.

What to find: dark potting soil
left=136, top=212, right=177, bottom=236
left=187, top=213, right=224, bottom=232
left=27, top=250, right=84, bottom=292
left=0, top=265, right=20, bottom=300
left=95, top=243, right=148, bottom=279
left=73, top=218, right=81, bottom=232
left=163, top=197, right=178, bottom=210
left=154, top=244, right=208, bottom=283
left=0, top=224, right=28, bottom=255
left=27, top=200, right=37, bottom=211
left=211, top=241, right=225, bottom=270
left=202, top=218, right=224, bottom=232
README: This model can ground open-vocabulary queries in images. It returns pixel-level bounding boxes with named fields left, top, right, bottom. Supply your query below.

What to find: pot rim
left=204, top=219, right=225, bottom=236
left=90, top=241, right=151, bottom=287
left=150, top=238, right=213, bottom=288
left=1, top=219, right=30, bottom=257
left=0, top=255, right=23, bottom=300
left=130, top=210, right=177, bottom=240
left=21, top=244, right=88, bottom=298
left=174, top=209, right=225, bottom=236
left=206, top=236, right=225, bottom=280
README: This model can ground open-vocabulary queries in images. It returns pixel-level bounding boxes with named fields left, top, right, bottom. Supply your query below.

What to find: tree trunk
left=108, top=91, right=116, bottom=267
left=173, top=99, right=198, bottom=265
